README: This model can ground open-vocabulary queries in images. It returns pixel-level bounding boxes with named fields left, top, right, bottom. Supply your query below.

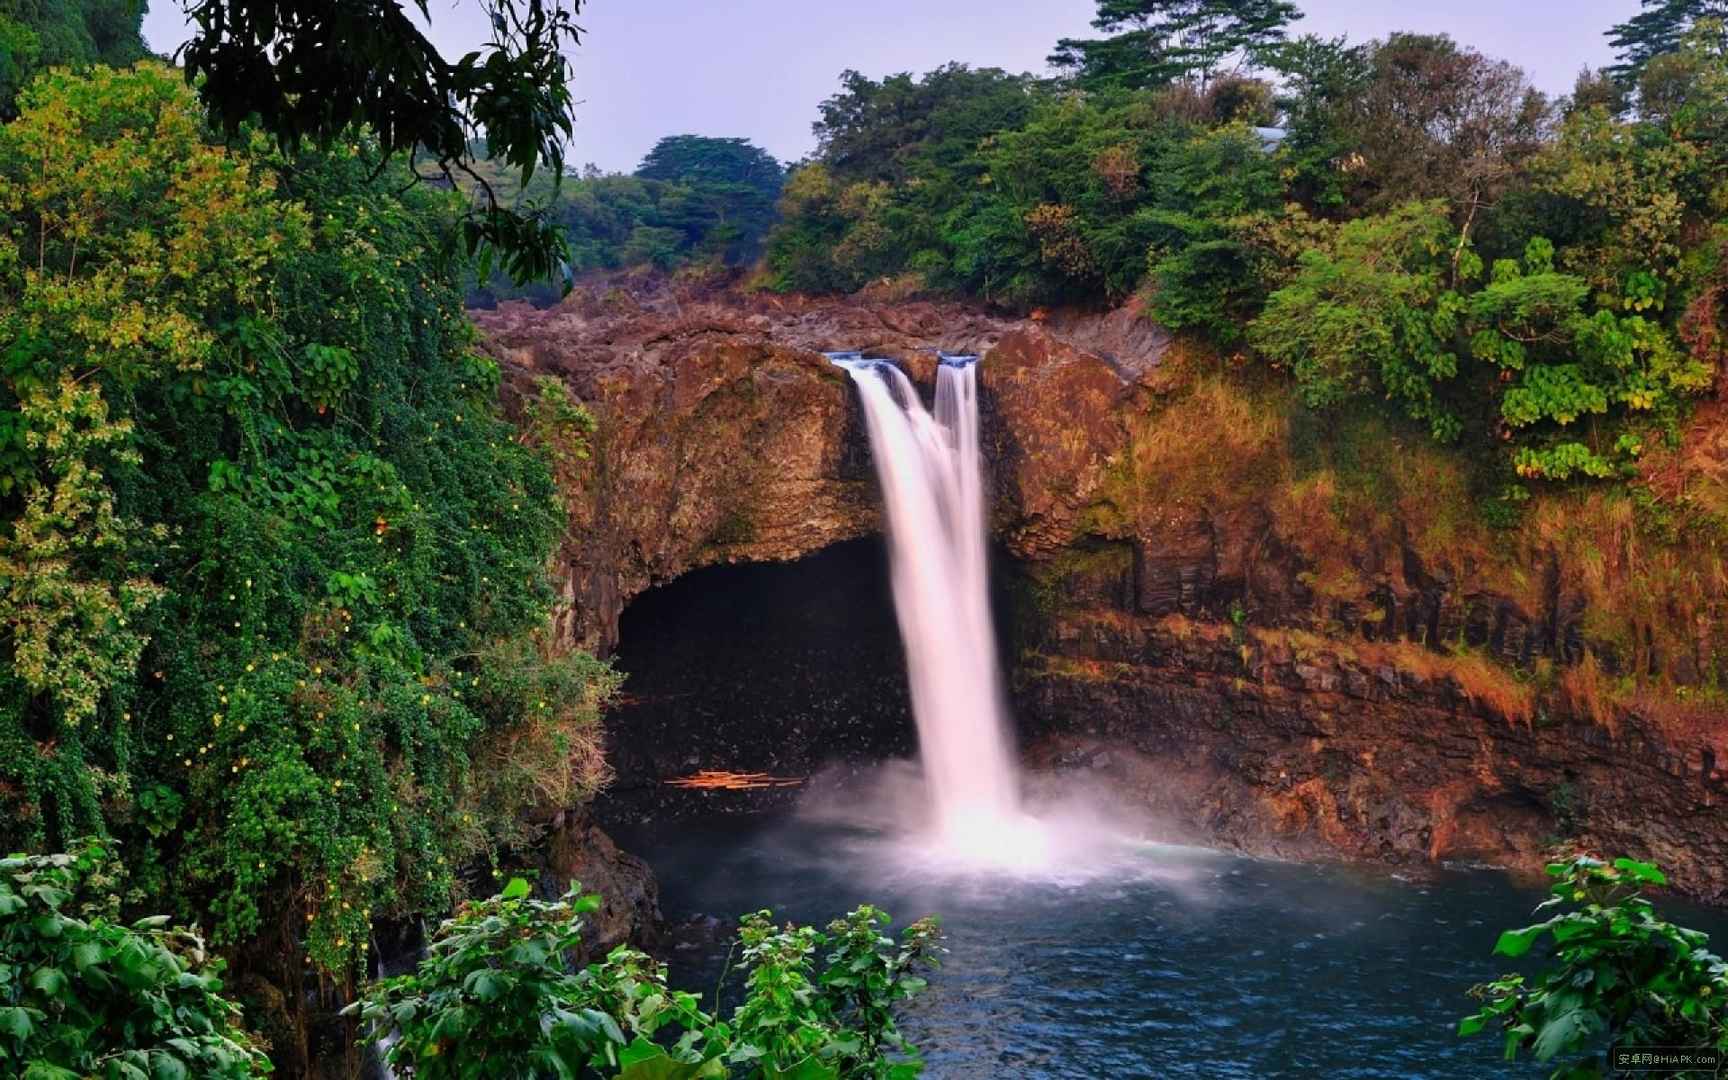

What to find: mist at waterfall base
left=828, top=353, right=1102, bottom=872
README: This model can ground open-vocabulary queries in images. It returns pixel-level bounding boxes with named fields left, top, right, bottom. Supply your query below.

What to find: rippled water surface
left=620, top=814, right=1726, bottom=1079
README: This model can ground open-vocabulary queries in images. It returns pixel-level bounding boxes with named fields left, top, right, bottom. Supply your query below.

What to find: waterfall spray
left=831, top=353, right=1043, bottom=862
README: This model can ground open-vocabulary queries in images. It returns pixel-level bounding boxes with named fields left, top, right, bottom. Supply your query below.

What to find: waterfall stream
left=831, top=353, right=1044, bottom=864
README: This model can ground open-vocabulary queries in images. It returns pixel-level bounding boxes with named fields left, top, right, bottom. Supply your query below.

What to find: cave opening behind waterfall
left=595, top=537, right=1029, bottom=828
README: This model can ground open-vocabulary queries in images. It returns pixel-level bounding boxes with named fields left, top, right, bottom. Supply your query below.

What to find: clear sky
left=140, top=0, right=1641, bottom=174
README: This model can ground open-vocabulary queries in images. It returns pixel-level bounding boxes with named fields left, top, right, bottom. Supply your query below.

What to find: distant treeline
left=467, top=133, right=785, bottom=306
left=753, top=0, right=1727, bottom=487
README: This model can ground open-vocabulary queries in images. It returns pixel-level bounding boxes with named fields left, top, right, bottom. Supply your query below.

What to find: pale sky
left=141, top=1, right=1640, bottom=173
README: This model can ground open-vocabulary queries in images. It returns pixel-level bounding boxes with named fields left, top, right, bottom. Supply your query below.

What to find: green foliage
left=1608, top=0, right=1728, bottom=82
left=1249, top=203, right=1712, bottom=474
left=467, top=136, right=785, bottom=304
left=1461, top=856, right=1728, bottom=1078
left=178, top=0, right=586, bottom=287
left=0, top=0, right=145, bottom=118
left=769, top=77, right=1279, bottom=307
left=520, top=374, right=600, bottom=482
left=352, top=880, right=941, bottom=1080
left=0, top=839, right=270, bottom=1078
left=810, top=64, right=1039, bottom=184
left=1249, top=201, right=1469, bottom=440
left=0, top=63, right=616, bottom=979
left=728, top=906, right=940, bottom=1079
left=638, top=135, right=784, bottom=196
left=1049, top=0, right=1300, bottom=91
left=1144, top=123, right=1284, bottom=339
left=1260, top=34, right=1372, bottom=208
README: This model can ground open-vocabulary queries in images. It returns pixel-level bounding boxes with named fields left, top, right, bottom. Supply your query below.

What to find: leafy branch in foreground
left=1460, top=855, right=1728, bottom=1079
left=176, top=0, right=586, bottom=286
left=351, top=879, right=942, bottom=1079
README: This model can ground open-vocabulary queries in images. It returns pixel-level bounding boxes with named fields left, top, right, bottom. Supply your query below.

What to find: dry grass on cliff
left=1431, top=647, right=1537, bottom=727
left=1274, top=413, right=1499, bottom=605
left=1246, top=627, right=1536, bottom=725
left=1525, top=489, right=1728, bottom=683
left=1366, top=641, right=1536, bottom=727
left=1113, top=369, right=1289, bottom=518
left=1560, top=650, right=1618, bottom=733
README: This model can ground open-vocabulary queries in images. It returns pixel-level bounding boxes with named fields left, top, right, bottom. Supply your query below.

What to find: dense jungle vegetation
left=0, top=1, right=942, bottom=1076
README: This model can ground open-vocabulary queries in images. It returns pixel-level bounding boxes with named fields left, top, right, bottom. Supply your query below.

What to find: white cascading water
left=830, top=353, right=1045, bottom=864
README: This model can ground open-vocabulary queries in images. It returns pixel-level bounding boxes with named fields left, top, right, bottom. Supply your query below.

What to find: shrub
left=1461, top=855, right=1728, bottom=1077
left=352, top=879, right=941, bottom=1080
left=0, top=839, right=269, bottom=1078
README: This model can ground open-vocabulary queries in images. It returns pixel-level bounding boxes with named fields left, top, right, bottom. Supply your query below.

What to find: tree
left=1340, top=34, right=1552, bottom=230
left=174, top=0, right=585, bottom=286
left=635, top=136, right=785, bottom=265
left=636, top=135, right=784, bottom=197
left=1261, top=34, right=1373, bottom=209
left=0, top=0, right=146, bottom=117
left=1049, top=0, right=1301, bottom=91
left=1607, top=0, right=1728, bottom=82
left=811, top=64, right=1038, bottom=184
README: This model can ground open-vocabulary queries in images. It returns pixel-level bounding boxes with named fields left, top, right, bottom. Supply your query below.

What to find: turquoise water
left=624, top=814, right=1726, bottom=1079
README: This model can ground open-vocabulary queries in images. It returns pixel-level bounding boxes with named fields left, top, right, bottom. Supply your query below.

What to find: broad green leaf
left=151, top=1051, right=189, bottom=1080
left=27, top=967, right=67, bottom=999
left=1494, top=924, right=1549, bottom=958
left=1612, top=858, right=1667, bottom=886
left=0, top=1005, right=39, bottom=1041
left=616, top=1040, right=713, bottom=1080
left=70, top=942, right=106, bottom=972
left=1531, top=1009, right=1597, bottom=1061
left=765, top=1055, right=841, bottom=1080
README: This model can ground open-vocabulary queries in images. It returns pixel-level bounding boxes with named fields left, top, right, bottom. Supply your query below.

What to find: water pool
left=620, top=812, right=1725, bottom=1079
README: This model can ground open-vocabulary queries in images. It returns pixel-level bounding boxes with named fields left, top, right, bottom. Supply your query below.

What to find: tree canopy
left=1607, top=0, right=1728, bottom=81
left=0, top=0, right=146, bottom=117
left=1049, top=0, right=1301, bottom=90
left=0, top=64, right=617, bottom=1006
left=636, top=134, right=784, bottom=195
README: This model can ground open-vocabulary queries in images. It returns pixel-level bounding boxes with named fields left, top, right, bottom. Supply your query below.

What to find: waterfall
left=831, top=353, right=1035, bottom=858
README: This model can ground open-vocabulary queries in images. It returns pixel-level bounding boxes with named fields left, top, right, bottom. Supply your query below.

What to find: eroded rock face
left=477, top=275, right=1728, bottom=904
left=1014, top=609, right=1728, bottom=902
left=474, top=274, right=1148, bottom=651
left=544, top=808, right=661, bottom=957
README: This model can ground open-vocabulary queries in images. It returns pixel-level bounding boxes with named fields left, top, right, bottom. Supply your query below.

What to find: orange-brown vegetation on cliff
left=1074, top=348, right=1728, bottom=720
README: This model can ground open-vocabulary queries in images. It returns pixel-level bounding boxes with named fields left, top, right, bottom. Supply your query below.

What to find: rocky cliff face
left=477, top=273, right=1728, bottom=903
